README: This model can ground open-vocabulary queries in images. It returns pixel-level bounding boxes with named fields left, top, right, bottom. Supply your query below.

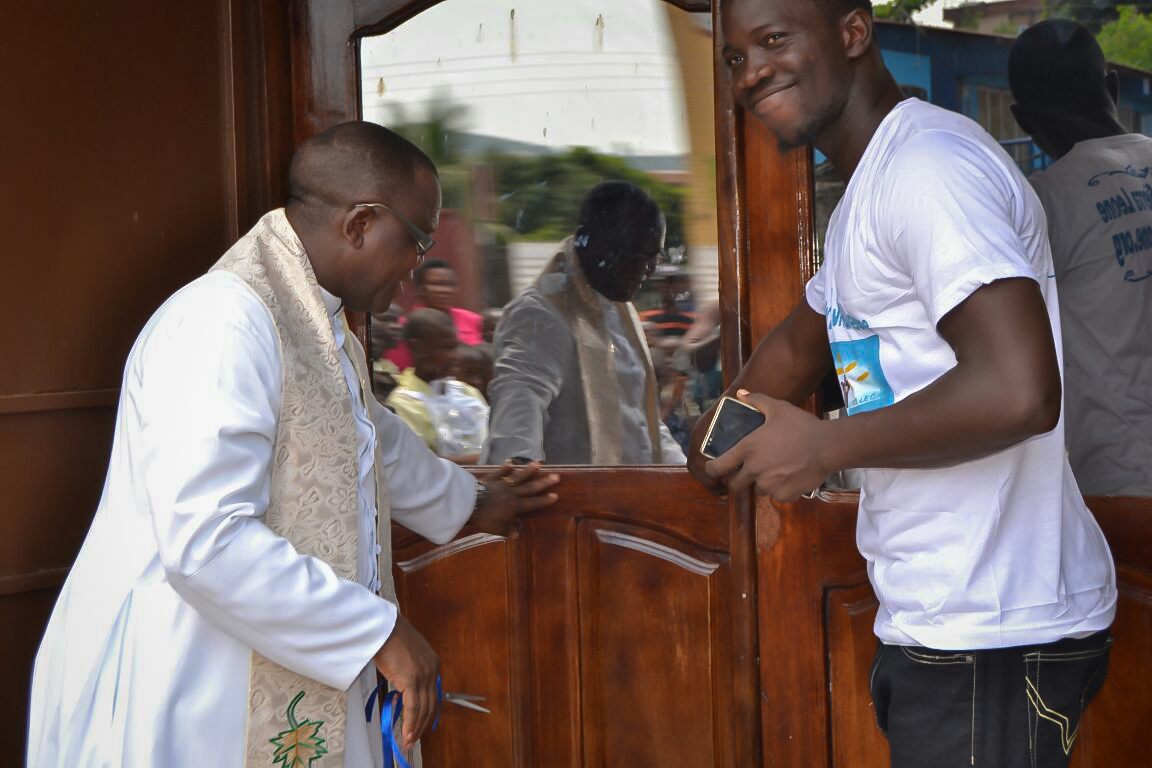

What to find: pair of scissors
left=442, top=691, right=490, bottom=714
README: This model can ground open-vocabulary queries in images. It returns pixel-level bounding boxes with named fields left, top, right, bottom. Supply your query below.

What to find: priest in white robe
left=483, top=181, right=687, bottom=465
left=27, top=122, right=559, bottom=768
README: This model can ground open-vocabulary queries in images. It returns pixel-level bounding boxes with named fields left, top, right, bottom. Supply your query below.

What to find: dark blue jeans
left=870, top=629, right=1112, bottom=768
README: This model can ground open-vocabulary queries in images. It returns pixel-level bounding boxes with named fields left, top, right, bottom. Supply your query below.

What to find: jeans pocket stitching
left=1021, top=648, right=1107, bottom=663
left=900, top=646, right=974, bottom=665
left=1026, top=652, right=1088, bottom=758
left=870, top=645, right=883, bottom=697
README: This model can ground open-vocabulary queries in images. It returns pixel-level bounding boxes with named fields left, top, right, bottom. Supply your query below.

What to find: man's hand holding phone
left=701, top=389, right=832, bottom=502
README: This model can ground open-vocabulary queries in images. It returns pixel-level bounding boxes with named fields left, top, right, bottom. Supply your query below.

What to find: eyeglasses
left=352, top=202, right=435, bottom=259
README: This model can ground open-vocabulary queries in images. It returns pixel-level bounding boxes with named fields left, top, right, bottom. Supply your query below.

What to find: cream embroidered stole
left=212, top=209, right=395, bottom=767
left=534, top=237, right=664, bottom=464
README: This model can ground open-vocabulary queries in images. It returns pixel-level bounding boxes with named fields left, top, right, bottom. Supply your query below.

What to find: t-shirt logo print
left=831, top=336, right=894, bottom=415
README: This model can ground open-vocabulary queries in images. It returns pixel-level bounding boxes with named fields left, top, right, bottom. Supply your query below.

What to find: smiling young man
left=28, top=122, right=560, bottom=768
left=690, top=2, right=1117, bottom=766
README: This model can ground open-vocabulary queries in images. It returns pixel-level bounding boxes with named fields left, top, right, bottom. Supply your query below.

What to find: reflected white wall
left=361, top=0, right=688, bottom=157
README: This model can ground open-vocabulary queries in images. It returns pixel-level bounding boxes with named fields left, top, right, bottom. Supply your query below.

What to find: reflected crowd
left=369, top=183, right=720, bottom=466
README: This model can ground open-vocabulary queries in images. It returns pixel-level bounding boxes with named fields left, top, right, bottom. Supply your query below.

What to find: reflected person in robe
left=27, top=121, right=559, bottom=768
left=483, top=181, right=687, bottom=465
left=1008, top=20, right=1152, bottom=495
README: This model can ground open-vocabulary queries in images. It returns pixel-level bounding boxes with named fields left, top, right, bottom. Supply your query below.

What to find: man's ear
left=343, top=207, right=372, bottom=249
left=842, top=8, right=873, bottom=59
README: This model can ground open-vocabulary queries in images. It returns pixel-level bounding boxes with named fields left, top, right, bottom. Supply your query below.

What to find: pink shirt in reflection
left=382, top=305, right=484, bottom=370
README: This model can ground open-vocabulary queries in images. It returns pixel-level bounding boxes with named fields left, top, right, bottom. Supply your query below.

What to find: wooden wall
left=0, top=1, right=294, bottom=758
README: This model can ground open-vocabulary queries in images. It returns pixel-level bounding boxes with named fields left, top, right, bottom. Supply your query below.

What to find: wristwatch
left=471, top=477, right=487, bottom=518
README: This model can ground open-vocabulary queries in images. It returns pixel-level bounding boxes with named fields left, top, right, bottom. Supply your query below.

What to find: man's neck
left=286, top=207, right=343, bottom=301
left=1051, top=115, right=1131, bottom=160
left=814, top=69, right=906, bottom=182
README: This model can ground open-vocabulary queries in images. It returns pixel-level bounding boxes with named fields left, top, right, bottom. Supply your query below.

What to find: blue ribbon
left=365, top=676, right=442, bottom=768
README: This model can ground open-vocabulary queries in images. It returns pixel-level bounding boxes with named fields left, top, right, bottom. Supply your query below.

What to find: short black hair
left=413, top=258, right=455, bottom=287
left=456, top=343, right=494, bottom=365
left=287, top=121, right=437, bottom=223
left=1009, top=20, right=1111, bottom=112
left=403, top=307, right=455, bottom=343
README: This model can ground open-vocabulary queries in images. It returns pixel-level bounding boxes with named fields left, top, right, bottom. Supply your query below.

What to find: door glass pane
left=360, top=0, right=722, bottom=467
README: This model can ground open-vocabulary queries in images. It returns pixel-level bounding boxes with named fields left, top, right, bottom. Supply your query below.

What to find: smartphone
left=700, top=396, right=766, bottom=459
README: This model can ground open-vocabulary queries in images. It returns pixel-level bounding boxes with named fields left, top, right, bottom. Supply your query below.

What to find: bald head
left=287, top=121, right=437, bottom=226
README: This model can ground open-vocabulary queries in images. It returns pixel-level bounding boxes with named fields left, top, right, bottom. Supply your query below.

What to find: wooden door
left=752, top=493, right=1152, bottom=767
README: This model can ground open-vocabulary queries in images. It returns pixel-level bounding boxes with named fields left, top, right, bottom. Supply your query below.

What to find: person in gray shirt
left=483, top=181, right=686, bottom=465
left=1010, top=19, right=1152, bottom=495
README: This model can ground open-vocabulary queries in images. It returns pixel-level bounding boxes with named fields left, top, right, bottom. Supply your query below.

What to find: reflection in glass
left=360, top=0, right=721, bottom=465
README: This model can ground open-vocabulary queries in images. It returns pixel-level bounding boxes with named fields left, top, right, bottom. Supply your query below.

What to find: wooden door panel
left=1069, top=499, right=1152, bottom=768
left=763, top=494, right=1152, bottom=767
left=826, top=584, right=889, bottom=768
left=1071, top=566, right=1152, bottom=767
left=578, top=521, right=732, bottom=767
left=522, top=514, right=584, bottom=768
left=390, top=469, right=757, bottom=768
left=757, top=494, right=863, bottom=764
left=392, top=530, right=526, bottom=767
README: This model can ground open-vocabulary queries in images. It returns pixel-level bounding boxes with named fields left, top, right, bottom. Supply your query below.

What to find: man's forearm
left=725, top=302, right=832, bottom=406
left=688, top=302, right=830, bottom=484
left=819, top=349, right=1059, bottom=474
left=730, top=335, right=831, bottom=406
left=483, top=384, right=548, bottom=463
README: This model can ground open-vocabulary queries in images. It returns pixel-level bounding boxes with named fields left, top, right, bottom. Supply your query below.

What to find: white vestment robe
left=28, top=265, right=474, bottom=767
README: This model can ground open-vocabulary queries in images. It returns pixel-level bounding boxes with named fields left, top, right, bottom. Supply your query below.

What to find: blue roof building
left=873, top=20, right=1152, bottom=172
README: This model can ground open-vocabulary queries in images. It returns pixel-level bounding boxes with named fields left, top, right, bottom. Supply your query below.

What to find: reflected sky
left=360, top=0, right=693, bottom=157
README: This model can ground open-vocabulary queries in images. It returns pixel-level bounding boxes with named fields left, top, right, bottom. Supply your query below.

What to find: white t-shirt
left=1029, top=134, right=1152, bottom=495
left=806, top=99, right=1116, bottom=650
